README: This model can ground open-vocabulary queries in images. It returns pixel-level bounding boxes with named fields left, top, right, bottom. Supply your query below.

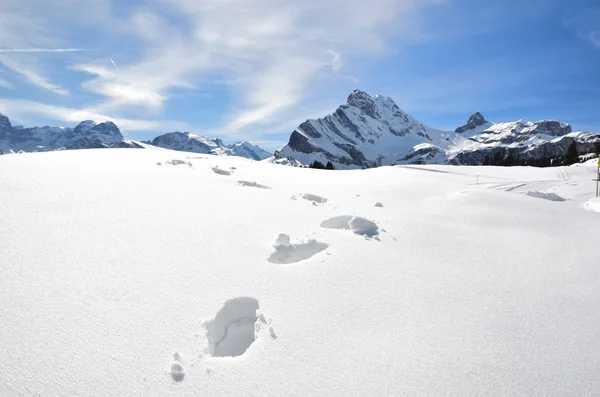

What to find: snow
left=583, top=197, right=600, bottom=213
left=1, top=149, right=600, bottom=396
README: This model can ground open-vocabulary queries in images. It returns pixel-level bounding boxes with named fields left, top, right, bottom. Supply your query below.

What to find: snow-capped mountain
left=0, top=114, right=142, bottom=153
left=449, top=114, right=598, bottom=165
left=151, top=131, right=272, bottom=160
left=274, top=90, right=599, bottom=168
left=0, top=114, right=271, bottom=160
left=275, top=90, right=447, bottom=169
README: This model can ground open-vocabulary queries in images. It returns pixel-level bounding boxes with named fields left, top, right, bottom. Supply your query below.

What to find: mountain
left=449, top=116, right=598, bottom=166
left=274, top=90, right=600, bottom=168
left=0, top=114, right=142, bottom=153
left=0, top=114, right=271, bottom=161
left=150, top=131, right=271, bottom=160
left=275, top=90, right=447, bottom=168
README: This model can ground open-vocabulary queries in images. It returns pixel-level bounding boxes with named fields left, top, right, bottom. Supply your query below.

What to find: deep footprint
left=237, top=181, right=271, bottom=189
left=211, top=166, right=232, bottom=176
left=204, top=297, right=260, bottom=358
left=321, top=215, right=379, bottom=237
left=268, top=233, right=328, bottom=264
left=292, top=193, right=328, bottom=204
left=525, top=191, right=566, bottom=202
left=170, top=352, right=185, bottom=382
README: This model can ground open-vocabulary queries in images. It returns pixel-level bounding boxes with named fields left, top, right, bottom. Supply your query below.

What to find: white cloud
left=0, top=0, right=443, bottom=141
left=0, top=98, right=187, bottom=132
left=69, top=0, right=441, bottom=131
left=0, top=77, right=12, bottom=89
left=0, top=48, right=87, bottom=53
left=0, top=58, right=69, bottom=95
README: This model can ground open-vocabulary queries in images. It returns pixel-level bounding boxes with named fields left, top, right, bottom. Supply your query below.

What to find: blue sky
left=0, top=0, right=599, bottom=151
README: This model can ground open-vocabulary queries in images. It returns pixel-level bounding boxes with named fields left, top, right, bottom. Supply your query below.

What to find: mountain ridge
left=0, top=114, right=271, bottom=161
left=275, top=90, right=599, bottom=168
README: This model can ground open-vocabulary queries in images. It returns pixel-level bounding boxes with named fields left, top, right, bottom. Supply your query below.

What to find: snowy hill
left=1, top=148, right=599, bottom=396
left=274, top=90, right=599, bottom=168
left=151, top=131, right=272, bottom=160
left=0, top=114, right=143, bottom=153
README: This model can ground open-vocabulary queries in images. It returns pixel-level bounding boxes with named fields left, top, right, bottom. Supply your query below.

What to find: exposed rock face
left=273, top=91, right=599, bottom=168
left=455, top=112, right=489, bottom=133
left=151, top=131, right=271, bottom=160
left=276, top=90, right=444, bottom=169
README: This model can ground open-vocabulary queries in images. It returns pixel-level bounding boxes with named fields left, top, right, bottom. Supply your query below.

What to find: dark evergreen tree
left=594, top=138, right=600, bottom=156
left=309, top=160, right=326, bottom=169
left=564, top=142, right=579, bottom=165
left=325, top=161, right=335, bottom=170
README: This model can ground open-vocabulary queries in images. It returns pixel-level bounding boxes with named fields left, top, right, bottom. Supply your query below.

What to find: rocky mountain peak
left=71, top=120, right=123, bottom=139
left=347, top=90, right=379, bottom=119
left=0, top=113, right=12, bottom=130
left=455, top=112, right=488, bottom=133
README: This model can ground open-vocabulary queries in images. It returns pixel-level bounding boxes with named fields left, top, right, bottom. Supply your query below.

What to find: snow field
left=1, top=149, right=599, bottom=396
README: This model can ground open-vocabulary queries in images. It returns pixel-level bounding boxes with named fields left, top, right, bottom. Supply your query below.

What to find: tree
left=325, top=161, right=335, bottom=170
left=564, top=141, right=579, bottom=166
left=594, top=138, right=600, bottom=156
left=309, top=160, right=325, bottom=169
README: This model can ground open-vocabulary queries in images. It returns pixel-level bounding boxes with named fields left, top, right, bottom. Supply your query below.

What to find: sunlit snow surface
left=1, top=149, right=599, bottom=396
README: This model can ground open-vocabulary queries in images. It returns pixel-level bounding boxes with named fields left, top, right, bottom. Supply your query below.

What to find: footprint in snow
left=320, top=215, right=380, bottom=238
left=203, top=297, right=260, bottom=358
left=237, top=181, right=271, bottom=189
left=164, top=159, right=192, bottom=167
left=268, top=233, right=328, bottom=264
left=291, top=193, right=328, bottom=205
left=525, top=191, right=566, bottom=202
left=170, top=352, right=185, bottom=382
left=211, top=166, right=232, bottom=176
left=373, top=202, right=384, bottom=207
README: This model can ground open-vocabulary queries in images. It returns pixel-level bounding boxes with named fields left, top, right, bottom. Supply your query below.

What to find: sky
left=0, top=0, right=599, bottom=151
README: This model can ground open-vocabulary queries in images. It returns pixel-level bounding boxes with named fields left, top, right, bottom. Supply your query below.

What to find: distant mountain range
left=275, top=90, right=600, bottom=168
left=3, top=91, right=599, bottom=167
left=0, top=114, right=271, bottom=161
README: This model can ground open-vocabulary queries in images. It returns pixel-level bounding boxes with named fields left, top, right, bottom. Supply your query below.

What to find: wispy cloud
left=0, top=77, right=12, bottom=89
left=0, top=58, right=69, bottom=95
left=0, top=98, right=188, bottom=132
left=0, top=48, right=88, bottom=53
left=69, top=0, right=441, bottom=131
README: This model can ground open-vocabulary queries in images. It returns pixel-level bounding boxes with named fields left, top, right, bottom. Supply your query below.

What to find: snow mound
left=320, top=215, right=379, bottom=237
left=204, top=297, right=260, bottom=358
left=525, top=191, right=566, bottom=202
left=237, top=181, right=271, bottom=189
left=268, top=233, right=328, bottom=264
left=211, top=166, right=232, bottom=176
left=583, top=197, right=600, bottom=213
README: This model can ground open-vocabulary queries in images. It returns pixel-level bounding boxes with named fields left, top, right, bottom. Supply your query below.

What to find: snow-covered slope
left=1, top=149, right=599, bottom=396
left=0, top=114, right=142, bottom=153
left=151, top=131, right=271, bottom=160
left=275, top=91, right=599, bottom=168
